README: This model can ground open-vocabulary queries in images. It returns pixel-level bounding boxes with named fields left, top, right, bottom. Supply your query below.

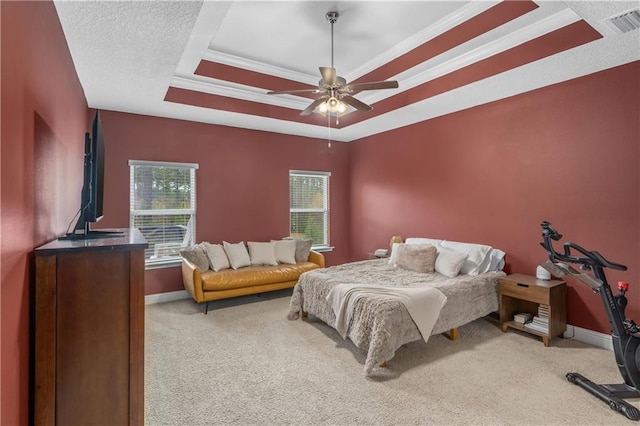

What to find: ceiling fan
left=267, top=11, right=399, bottom=116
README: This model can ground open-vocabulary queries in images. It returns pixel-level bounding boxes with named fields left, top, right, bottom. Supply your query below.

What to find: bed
left=287, top=240, right=506, bottom=374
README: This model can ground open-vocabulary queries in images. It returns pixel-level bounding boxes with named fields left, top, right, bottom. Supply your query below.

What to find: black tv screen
left=60, top=110, right=120, bottom=240
left=87, top=111, right=104, bottom=222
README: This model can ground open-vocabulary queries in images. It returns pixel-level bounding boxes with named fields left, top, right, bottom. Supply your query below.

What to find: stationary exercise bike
left=539, top=221, right=640, bottom=420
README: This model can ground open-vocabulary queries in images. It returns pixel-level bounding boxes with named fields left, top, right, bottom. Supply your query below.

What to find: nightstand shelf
left=499, top=273, right=567, bottom=346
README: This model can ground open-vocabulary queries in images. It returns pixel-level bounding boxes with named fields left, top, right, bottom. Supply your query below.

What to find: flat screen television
left=60, top=110, right=121, bottom=240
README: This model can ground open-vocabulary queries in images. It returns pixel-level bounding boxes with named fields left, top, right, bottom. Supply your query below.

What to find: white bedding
left=288, top=258, right=505, bottom=374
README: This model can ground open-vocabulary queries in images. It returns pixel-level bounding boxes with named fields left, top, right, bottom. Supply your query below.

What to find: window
left=129, top=160, right=198, bottom=267
left=289, top=170, right=330, bottom=249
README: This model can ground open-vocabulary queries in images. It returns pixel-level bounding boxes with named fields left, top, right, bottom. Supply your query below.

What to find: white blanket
left=326, top=284, right=447, bottom=343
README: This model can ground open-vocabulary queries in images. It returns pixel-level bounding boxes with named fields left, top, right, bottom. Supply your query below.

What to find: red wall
left=96, top=111, right=351, bottom=294
left=1, top=1, right=89, bottom=424
left=1, top=3, right=638, bottom=423
left=350, top=62, right=640, bottom=334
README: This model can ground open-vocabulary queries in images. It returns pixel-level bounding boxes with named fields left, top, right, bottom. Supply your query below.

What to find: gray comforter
left=287, top=258, right=505, bottom=374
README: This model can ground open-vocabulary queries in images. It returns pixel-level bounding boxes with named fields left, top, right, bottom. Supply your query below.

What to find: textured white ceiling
left=54, top=1, right=640, bottom=142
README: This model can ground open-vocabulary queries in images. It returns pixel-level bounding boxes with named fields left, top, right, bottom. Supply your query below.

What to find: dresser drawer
left=500, top=279, right=549, bottom=304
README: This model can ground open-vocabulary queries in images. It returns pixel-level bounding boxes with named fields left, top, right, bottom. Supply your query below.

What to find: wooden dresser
left=34, top=229, right=147, bottom=425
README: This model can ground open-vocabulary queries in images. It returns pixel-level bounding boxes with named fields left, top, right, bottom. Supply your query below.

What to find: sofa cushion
left=201, top=262, right=319, bottom=291
left=223, top=241, right=251, bottom=270
left=293, top=239, right=313, bottom=262
left=272, top=239, right=297, bottom=264
left=248, top=241, right=278, bottom=266
left=203, top=243, right=230, bottom=272
left=179, top=244, right=210, bottom=272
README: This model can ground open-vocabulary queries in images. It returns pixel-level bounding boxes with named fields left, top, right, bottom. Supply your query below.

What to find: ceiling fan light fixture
left=328, top=97, right=346, bottom=113
left=317, top=96, right=346, bottom=114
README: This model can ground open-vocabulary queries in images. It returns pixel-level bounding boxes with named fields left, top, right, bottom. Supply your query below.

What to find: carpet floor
left=145, top=289, right=639, bottom=425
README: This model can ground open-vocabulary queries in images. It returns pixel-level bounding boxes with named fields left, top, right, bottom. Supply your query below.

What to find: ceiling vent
left=605, top=9, right=640, bottom=34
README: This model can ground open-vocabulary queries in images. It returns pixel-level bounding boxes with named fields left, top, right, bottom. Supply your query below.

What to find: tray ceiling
left=54, top=1, right=640, bottom=142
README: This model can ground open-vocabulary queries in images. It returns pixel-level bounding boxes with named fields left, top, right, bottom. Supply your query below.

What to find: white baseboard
left=145, top=290, right=191, bottom=305
left=565, top=324, right=613, bottom=351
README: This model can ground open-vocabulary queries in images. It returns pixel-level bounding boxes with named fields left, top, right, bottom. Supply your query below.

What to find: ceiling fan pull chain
left=327, top=112, right=332, bottom=148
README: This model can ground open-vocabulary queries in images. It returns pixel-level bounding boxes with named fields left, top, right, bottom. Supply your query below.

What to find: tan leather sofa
left=182, top=250, right=325, bottom=313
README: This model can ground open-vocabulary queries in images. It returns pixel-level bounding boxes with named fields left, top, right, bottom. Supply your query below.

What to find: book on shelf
left=538, top=305, right=549, bottom=317
left=513, top=313, right=533, bottom=324
left=532, top=315, right=548, bottom=325
left=524, top=321, right=548, bottom=334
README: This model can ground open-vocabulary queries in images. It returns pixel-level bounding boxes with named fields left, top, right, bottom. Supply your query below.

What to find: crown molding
left=343, top=1, right=500, bottom=82
left=359, top=7, right=582, bottom=105
left=170, top=74, right=309, bottom=110
left=202, top=50, right=319, bottom=86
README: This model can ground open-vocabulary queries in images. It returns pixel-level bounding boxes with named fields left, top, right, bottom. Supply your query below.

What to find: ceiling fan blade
left=267, top=88, right=321, bottom=95
left=340, top=95, right=372, bottom=112
left=300, top=97, right=329, bottom=116
left=319, top=67, right=337, bottom=86
left=345, top=80, right=399, bottom=92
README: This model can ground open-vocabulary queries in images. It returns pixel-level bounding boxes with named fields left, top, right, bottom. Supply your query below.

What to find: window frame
left=289, top=170, right=332, bottom=251
left=129, top=160, right=199, bottom=269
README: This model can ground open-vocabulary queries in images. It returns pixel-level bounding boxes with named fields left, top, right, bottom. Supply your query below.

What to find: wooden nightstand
left=499, top=273, right=567, bottom=347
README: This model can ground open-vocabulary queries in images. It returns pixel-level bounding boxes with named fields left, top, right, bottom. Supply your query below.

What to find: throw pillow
left=435, top=247, right=468, bottom=278
left=272, top=239, right=297, bottom=264
left=247, top=241, right=278, bottom=266
left=223, top=241, right=251, bottom=270
left=395, top=244, right=437, bottom=273
left=203, top=243, right=230, bottom=272
left=179, top=244, right=210, bottom=272
left=440, top=241, right=493, bottom=275
left=285, top=238, right=313, bottom=262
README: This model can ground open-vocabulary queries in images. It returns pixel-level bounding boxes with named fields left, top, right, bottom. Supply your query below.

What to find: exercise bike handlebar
left=540, top=221, right=627, bottom=272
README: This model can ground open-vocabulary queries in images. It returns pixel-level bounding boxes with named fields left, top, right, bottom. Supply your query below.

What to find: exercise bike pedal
left=618, top=403, right=640, bottom=421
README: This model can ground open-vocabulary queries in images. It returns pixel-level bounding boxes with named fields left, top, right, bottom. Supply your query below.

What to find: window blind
left=289, top=170, right=330, bottom=248
left=129, top=160, right=198, bottom=266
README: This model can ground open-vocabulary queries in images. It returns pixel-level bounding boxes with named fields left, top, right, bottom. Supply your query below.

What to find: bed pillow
left=435, top=247, right=468, bottom=278
left=395, top=244, right=437, bottom=273
left=203, top=242, right=230, bottom=272
left=405, top=237, right=443, bottom=247
left=247, top=241, right=278, bottom=266
left=272, top=239, right=297, bottom=264
left=223, top=241, right=251, bottom=270
left=179, top=243, right=210, bottom=272
left=488, top=249, right=506, bottom=271
left=440, top=241, right=493, bottom=275
left=388, top=242, right=403, bottom=266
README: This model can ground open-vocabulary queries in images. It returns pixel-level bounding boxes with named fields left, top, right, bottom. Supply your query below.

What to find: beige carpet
left=145, top=289, right=639, bottom=425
